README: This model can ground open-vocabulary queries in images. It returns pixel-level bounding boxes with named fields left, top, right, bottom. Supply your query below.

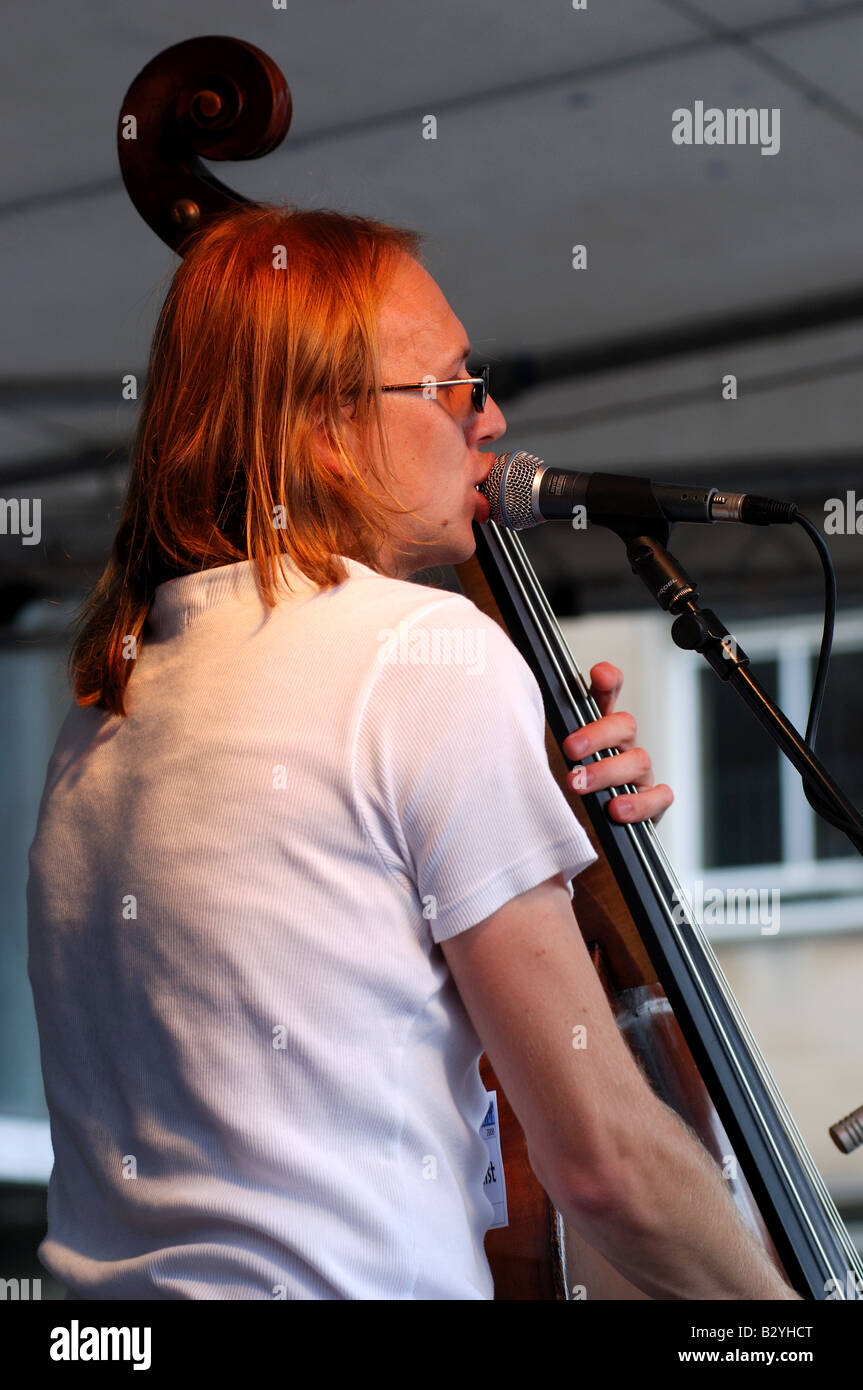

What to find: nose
left=475, top=393, right=507, bottom=445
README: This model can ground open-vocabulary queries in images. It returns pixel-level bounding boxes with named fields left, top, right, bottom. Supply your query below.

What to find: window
left=700, top=658, right=781, bottom=868
left=696, top=612, right=863, bottom=932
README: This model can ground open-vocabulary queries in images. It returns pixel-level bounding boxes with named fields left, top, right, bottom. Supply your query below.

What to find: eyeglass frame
left=379, top=364, right=490, bottom=415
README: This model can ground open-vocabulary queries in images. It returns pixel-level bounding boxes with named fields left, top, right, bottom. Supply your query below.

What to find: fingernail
left=614, top=798, right=633, bottom=819
left=569, top=732, right=588, bottom=757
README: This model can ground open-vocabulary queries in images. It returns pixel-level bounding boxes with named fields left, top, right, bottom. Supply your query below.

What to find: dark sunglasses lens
left=472, top=366, right=489, bottom=412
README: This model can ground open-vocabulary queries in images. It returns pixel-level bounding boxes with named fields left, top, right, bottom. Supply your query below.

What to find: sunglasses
left=379, top=364, right=490, bottom=415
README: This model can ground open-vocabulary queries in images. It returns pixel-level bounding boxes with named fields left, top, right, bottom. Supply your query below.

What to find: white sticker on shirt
left=481, top=1090, right=509, bottom=1229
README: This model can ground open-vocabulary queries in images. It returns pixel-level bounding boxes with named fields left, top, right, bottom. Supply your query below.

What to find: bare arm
left=442, top=872, right=802, bottom=1300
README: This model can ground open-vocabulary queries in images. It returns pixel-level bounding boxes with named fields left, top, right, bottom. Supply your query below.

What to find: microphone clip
left=624, top=532, right=696, bottom=611
left=624, top=532, right=751, bottom=677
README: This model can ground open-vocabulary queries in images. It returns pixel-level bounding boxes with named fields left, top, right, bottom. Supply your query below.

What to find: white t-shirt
left=26, top=553, right=597, bottom=1300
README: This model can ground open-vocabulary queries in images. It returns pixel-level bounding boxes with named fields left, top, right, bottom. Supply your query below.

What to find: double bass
left=115, top=35, right=863, bottom=1300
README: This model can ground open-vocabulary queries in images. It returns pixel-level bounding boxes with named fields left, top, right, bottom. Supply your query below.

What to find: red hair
left=67, top=203, right=423, bottom=716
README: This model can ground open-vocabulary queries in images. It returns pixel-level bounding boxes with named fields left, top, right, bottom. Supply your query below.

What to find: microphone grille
left=479, top=450, right=545, bottom=529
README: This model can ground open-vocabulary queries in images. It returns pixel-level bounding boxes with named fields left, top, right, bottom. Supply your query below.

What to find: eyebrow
left=442, top=343, right=472, bottom=377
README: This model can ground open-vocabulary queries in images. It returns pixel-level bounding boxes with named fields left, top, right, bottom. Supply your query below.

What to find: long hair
left=67, top=203, right=424, bottom=717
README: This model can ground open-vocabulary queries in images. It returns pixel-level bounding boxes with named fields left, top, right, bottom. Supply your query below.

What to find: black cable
left=793, top=512, right=836, bottom=750
left=790, top=513, right=863, bottom=850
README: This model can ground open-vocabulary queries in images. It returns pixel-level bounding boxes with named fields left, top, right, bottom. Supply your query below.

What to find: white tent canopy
left=3, top=0, right=863, bottom=615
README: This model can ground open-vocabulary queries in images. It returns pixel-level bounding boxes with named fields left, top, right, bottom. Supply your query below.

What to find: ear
left=312, top=420, right=343, bottom=476
left=311, top=395, right=358, bottom=477
left=309, top=395, right=341, bottom=476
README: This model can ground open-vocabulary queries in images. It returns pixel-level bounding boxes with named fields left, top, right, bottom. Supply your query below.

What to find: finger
left=607, top=784, right=674, bottom=825
left=587, top=662, right=623, bottom=719
left=562, top=711, right=638, bottom=762
left=567, top=746, right=654, bottom=796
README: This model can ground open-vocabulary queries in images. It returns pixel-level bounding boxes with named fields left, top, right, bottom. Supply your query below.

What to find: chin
left=441, top=528, right=478, bottom=568
left=404, top=523, right=477, bottom=578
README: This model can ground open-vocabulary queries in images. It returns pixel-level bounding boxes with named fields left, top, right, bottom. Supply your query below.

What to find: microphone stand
left=614, top=524, right=863, bottom=857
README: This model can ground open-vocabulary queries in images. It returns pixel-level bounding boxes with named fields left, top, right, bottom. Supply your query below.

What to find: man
left=27, top=205, right=798, bottom=1299
left=337, top=249, right=799, bottom=1300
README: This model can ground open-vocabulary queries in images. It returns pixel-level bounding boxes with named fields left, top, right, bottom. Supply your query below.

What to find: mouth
left=472, top=455, right=494, bottom=522
left=473, top=460, right=491, bottom=522
left=474, top=456, right=494, bottom=489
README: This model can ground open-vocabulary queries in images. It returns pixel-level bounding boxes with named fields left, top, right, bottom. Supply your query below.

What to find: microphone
left=478, top=451, right=798, bottom=532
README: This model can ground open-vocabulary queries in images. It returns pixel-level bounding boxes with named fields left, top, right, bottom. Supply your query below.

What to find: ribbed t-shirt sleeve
left=352, top=595, right=598, bottom=943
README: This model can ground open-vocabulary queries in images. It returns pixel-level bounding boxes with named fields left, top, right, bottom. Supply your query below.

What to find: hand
left=561, top=662, right=673, bottom=825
